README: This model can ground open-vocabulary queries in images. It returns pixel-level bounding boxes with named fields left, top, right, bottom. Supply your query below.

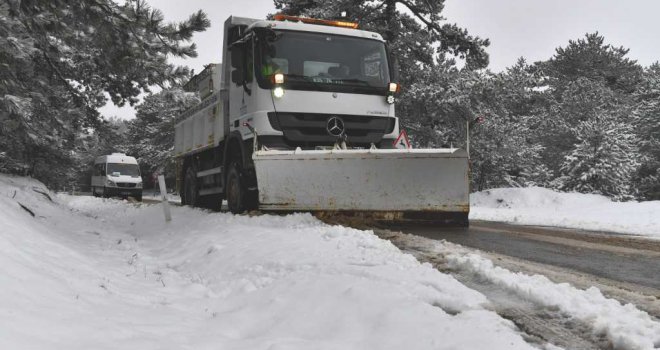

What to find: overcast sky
left=100, top=0, right=660, bottom=119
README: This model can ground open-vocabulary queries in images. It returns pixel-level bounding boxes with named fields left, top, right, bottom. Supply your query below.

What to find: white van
left=91, top=153, right=143, bottom=201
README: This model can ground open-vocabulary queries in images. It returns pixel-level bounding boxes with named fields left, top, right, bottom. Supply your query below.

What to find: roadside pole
left=157, top=175, right=172, bottom=222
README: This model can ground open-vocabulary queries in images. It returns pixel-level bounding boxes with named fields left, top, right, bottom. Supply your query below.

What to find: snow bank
left=471, top=187, right=660, bottom=238
left=437, top=243, right=660, bottom=350
left=0, top=174, right=534, bottom=350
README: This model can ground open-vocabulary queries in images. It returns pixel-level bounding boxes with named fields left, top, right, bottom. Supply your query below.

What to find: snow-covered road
left=1, top=175, right=535, bottom=349
left=2, top=174, right=659, bottom=350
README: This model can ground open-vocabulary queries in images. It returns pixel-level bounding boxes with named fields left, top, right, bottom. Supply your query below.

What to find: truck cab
left=226, top=15, right=400, bottom=150
left=91, top=153, right=143, bottom=201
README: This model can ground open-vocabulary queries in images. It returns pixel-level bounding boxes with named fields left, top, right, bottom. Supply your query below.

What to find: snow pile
left=0, top=174, right=534, bottom=349
left=439, top=244, right=660, bottom=350
left=471, top=187, right=660, bottom=238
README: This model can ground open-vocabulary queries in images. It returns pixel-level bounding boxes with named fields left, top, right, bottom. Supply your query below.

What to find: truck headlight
left=136, top=182, right=143, bottom=188
left=273, top=86, right=285, bottom=98
left=106, top=180, right=115, bottom=187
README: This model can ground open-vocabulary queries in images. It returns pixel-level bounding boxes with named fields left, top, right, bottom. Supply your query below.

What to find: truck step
left=197, top=167, right=223, bottom=178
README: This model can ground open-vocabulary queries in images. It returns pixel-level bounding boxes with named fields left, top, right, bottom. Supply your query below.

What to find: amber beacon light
left=273, top=14, right=359, bottom=29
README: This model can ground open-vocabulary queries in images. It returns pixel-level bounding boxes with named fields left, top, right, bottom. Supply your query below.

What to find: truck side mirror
left=231, top=43, right=245, bottom=69
left=231, top=69, right=244, bottom=84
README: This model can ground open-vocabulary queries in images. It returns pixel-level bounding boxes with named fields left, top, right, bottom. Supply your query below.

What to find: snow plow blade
left=253, top=148, right=470, bottom=225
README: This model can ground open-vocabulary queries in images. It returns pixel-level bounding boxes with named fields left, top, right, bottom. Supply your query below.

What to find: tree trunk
left=384, top=0, right=397, bottom=42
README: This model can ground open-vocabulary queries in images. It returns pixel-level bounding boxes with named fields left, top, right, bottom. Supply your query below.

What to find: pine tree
left=540, top=32, right=643, bottom=95
left=632, top=63, right=660, bottom=199
left=0, top=0, right=209, bottom=188
left=554, top=115, right=639, bottom=200
left=533, top=34, right=643, bottom=195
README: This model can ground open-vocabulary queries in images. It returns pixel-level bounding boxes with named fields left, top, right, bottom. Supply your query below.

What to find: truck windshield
left=106, top=163, right=140, bottom=177
left=256, top=30, right=391, bottom=95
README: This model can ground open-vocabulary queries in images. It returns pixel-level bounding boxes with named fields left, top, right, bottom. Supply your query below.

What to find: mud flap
left=252, top=148, right=470, bottom=223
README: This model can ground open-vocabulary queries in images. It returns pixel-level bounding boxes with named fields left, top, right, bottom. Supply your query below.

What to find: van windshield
left=107, top=163, right=140, bottom=177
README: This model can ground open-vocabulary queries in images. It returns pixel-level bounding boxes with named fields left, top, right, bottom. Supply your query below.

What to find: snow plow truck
left=174, top=15, right=470, bottom=225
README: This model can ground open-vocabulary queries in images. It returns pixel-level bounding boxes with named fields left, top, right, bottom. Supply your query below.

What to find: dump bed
left=174, top=64, right=225, bottom=157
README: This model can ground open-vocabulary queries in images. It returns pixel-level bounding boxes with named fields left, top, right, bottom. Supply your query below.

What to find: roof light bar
left=273, top=14, right=359, bottom=29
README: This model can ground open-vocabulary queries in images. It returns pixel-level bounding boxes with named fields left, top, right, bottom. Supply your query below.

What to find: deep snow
left=471, top=187, right=660, bottom=238
left=0, top=174, right=535, bottom=350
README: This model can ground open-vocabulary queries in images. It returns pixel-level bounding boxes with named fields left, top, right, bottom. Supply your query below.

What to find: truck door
left=229, top=34, right=256, bottom=137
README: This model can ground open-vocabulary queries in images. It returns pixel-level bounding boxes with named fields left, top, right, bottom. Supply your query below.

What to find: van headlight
left=106, top=180, right=115, bottom=187
left=136, top=182, right=143, bottom=188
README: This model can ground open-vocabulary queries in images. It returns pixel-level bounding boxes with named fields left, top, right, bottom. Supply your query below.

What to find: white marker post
left=157, top=175, right=172, bottom=222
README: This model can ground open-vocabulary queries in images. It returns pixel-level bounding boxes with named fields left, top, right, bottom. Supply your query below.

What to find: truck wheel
left=102, top=187, right=108, bottom=198
left=184, top=167, right=198, bottom=207
left=92, top=187, right=99, bottom=197
left=226, top=162, right=258, bottom=214
left=226, top=162, right=245, bottom=214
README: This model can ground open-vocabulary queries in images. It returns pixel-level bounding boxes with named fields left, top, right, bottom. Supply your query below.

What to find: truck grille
left=117, top=183, right=137, bottom=188
left=268, top=112, right=395, bottom=146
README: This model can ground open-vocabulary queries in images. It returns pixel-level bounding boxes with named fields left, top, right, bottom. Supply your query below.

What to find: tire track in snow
left=373, top=229, right=660, bottom=350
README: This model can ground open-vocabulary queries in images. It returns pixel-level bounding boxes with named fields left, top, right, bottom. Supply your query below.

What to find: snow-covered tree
left=632, top=63, right=660, bottom=199
left=126, top=88, right=199, bottom=186
left=554, top=115, right=639, bottom=200
left=532, top=35, right=643, bottom=197
left=0, top=0, right=209, bottom=187
left=539, top=32, right=643, bottom=95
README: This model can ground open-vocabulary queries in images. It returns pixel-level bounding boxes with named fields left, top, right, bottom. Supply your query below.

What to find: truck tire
left=226, top=162, right=257, bottom=214
left=92, top=187, right=99, bottom=197
left=226, top=162, right=246, bottom=214
left=183, top=167, right=199, bottom=207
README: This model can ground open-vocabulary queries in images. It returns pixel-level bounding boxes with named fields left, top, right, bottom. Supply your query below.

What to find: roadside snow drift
left=471, top=187, right=660, bottom=238
left=440, top=246, right=660, bottom=350
left=0, top=174, right=534, bottom=350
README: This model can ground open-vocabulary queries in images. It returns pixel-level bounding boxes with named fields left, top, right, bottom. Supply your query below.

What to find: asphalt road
left=388, top=221, right=660, bottom=290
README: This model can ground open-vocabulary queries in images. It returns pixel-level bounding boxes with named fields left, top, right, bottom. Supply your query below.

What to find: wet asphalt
left=392, top=221, right=660, bottom=290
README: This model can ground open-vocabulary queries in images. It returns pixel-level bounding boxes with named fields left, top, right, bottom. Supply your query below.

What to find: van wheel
left=102, top=187, right=109, bottom=198
left=92, top=187, right=99, bottom=197
left=183, top=167, right=198, bottom=207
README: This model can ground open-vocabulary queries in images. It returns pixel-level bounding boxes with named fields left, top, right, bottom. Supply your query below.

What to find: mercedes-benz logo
left=326, top=116, right=345, bottom=137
